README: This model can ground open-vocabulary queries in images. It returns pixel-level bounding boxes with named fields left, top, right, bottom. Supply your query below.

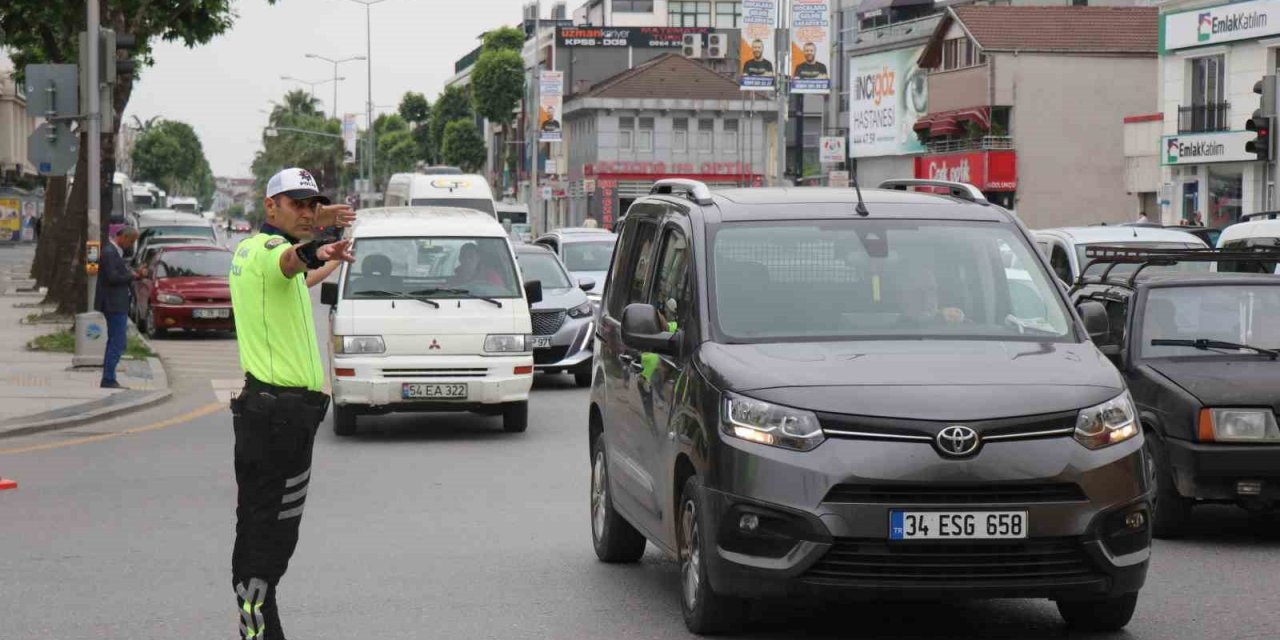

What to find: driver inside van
left=450, top=243, right=504, bottom=287
left=896, top=265, right=966, bottom=325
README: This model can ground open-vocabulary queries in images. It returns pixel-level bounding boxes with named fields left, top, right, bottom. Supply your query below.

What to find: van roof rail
left=1241, top=210, right=1280, bottom=221
left=878, top=179, right=988, bottom=205
left=650, top=179, right=714, bottom=205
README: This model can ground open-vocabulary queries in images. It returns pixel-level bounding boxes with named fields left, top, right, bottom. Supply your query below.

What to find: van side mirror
left=1076, top=301, right=1110, bottom=343
left=578, top=277, right=596, bottom=292
left=621, top=303, right=678, bottom=355
left=321, top=282, right=339, bottom=306
left=524, top=279, right=543, bottom=305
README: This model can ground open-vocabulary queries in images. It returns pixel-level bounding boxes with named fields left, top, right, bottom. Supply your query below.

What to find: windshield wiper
left=348, top=289, right=440, bottom=308
left=1151, top=338, right=1279, bottom=360
left=408, top=287, right=503, bottom=308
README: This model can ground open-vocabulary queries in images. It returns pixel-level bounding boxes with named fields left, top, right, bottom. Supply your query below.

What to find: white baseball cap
left=266, top=167, right=331, bottom=205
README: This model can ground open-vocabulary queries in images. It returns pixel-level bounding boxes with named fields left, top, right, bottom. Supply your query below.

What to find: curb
left=0, top=389, right=173, bottom=439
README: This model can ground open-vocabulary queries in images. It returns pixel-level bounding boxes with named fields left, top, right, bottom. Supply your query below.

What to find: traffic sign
left=24, top=64, right=79, bottom=118
left=583, top=178, right=596, bottom=193
left=28, top=123, right=79, bottom=175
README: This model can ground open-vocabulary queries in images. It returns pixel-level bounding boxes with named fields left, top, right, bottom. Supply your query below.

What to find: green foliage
left=430, top=85, right=473, bottom=164
left=374, top=113, right=409, bottom=136
left=471, top=49, right=524, bottom=127
left=251, top=89, right=342, bottom=199
left=441, top=120, right=486, bottom=173
left=378, top=129, right=419, bottom=180
left=29, top=330, right=153, bottom=360
left=225, top=203, right=245, bottom=219
left=482, top=26, right=526, bottom=53
left=398, top=92, right=430, bottom=126
left=131, top=119, right=216, bottom=207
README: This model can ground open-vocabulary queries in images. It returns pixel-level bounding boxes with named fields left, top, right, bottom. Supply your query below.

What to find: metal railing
left=924, top=136, right=1014, bottom=154
left=1177, top=102, right=1230, bottom=133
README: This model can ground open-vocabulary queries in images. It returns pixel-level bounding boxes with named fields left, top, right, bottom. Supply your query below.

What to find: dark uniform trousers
left=230, top=374, right=329, bottom=640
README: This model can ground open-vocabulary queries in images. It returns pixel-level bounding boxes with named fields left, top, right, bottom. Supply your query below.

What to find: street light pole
left=304, top=53, right=366, bottom=119
left=280, top=75, right=344, bottom=108
left=349, top=0, right=387, bottom=197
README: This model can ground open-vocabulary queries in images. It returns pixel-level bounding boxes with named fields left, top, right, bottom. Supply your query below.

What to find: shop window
left=715, top=1, right=742, bottom=28
left=1207, top=165, right=1242, bottom=229
left=669, top=1, right=711, bottom=27
left=615, top=0, right=654, bottom=11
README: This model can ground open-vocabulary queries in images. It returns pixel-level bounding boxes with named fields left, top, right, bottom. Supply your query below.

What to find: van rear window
left=410, top=198, right=495, bottom=215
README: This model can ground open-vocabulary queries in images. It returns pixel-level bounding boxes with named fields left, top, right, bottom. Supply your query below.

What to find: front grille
left=824, top=483, right=1087, bottom=505
left=534, top=346, right=569, bottom=365
left=531, top=310, right=566, bottom=336
left=381, top=368, right=488, bottom=378
left=803, top=538, right=1095, bottom=585
left=819, top=410, right=1078, bottom=442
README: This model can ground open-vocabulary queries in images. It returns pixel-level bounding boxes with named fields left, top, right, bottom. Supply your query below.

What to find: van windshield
left=344, top=237, right=521, bottom=299
left=410, top=198, right=496, bottom=215
left=710, top=220, right=1073, bottom=342
left=1141, top=285, right=1280, bottom=357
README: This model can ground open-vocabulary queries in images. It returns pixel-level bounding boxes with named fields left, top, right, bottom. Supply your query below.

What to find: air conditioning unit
left=706, top=33, right=728, bottom=59
left=683, top=33, right=703, bottom=59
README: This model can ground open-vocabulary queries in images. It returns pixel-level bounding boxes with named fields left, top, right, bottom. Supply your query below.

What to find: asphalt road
left=1, top=241, right=1278, bottom=640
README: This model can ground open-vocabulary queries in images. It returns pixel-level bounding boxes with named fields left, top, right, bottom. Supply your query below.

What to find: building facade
left=1156, top=0, right=1280, bottom=228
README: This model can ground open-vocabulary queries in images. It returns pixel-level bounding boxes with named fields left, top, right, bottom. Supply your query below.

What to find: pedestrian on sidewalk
left=95, top=226, right=142, bottom=389
left=228, top=168, right=355, bottom=640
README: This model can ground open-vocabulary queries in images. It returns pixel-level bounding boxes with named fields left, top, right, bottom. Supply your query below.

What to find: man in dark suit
left=96, top=226, right=143, bottom=389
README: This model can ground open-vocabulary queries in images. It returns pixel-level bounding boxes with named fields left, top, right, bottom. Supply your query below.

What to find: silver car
left=533, top=228, right=617, bottom=306
left=514, top=244, right=596, bottom=387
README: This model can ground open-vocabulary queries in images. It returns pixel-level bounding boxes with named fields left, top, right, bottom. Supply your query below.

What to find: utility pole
left=349, top=0, right=386, bottom=197
left=531, top=0, right=541, bottom=234
left=86, top=0, right=101, bottom=311
left=775, top=0, right=790, bottom=187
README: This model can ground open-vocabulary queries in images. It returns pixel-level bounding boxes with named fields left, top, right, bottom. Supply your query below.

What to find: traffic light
left=96, top=29, right=136, bottom=131
left=1246, top=75, right=1276, bottom=161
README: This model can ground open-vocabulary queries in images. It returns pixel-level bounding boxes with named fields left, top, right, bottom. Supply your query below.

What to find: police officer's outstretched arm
left=279, top=238, right=355, bottom=280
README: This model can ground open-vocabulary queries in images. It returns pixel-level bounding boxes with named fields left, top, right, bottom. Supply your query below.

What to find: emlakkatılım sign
left=1163, top=0, right=1280, bottom=51
left=1161, top=131, right=1258, bottom=165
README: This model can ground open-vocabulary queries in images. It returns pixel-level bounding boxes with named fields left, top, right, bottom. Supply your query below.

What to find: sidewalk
left=0, top=260, right=171, bottom=438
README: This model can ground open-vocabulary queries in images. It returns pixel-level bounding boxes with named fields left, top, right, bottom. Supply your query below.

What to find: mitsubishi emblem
left=429, top=339, right=441, bottom=350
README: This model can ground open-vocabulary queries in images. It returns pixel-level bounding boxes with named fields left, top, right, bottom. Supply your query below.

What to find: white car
left=321, top=207, right=542, bottom=435
left=1216, top=214, right=1280, bottom=274
left=1033, top=226, right=1208, bottom=284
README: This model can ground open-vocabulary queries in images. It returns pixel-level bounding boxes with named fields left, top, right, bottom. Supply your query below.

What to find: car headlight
left=1200, top=409, right=1280, bottom=442
left=335, top=335, right=385, bottom=354
left=484, top=334, right=529, bottom=353
left=1074, top=392, right=1140, bottom=449
left=567, top=301, right=593, bottom=319
left=157, top=293, right=184, bottom=304
left=722, top=392, right=825, bottom=452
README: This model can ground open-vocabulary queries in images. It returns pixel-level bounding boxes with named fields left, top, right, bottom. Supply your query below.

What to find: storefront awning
left=913, top=107, right=991, bottom=138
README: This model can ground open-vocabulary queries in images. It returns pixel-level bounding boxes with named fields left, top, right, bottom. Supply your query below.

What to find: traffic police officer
left=229, top=167, right=355, bottom=640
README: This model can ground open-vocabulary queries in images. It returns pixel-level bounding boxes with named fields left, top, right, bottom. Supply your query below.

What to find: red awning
left=913, top=107, right=991, bottom=138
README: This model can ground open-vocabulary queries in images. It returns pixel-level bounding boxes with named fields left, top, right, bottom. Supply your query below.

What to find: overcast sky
left=123, top=0, right=537, bottom=178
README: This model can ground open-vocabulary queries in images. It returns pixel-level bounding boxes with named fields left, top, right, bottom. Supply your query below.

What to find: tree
left=471, top=48, right=524, bottom=194
left=442, top=120, right=486, bottom=173
left=1, top=0, right=281, bottom=314
left=251, top=92, right=342, bottom=203
left=430, top=85, right=473, bottom=165
left=398, top=91, right=432, bottom=162
left=482, top=26, right=526, bottom=54
left=132, top=119, right=214, bottom=200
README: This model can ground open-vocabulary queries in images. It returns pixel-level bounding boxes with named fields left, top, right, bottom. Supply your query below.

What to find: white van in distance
left=383, top=172, right=498, bottom=216
left=321, top=207, right=543, bottom=435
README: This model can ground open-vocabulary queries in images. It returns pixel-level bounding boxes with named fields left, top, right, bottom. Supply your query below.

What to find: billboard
left=848, top=46, right=927, bottom=158
left=342, top=114, right=357, bottom=165
left=1163, top=0, right=1280, bottom=51
left=790, top=0, right=831, bottom=94
left=0, top=198, right=22, bottom=242
left=539, top=71, right=564, bottom=143
left=740, top=0, right=778, bottom=91
left=557, top=26, right=710, bottom=48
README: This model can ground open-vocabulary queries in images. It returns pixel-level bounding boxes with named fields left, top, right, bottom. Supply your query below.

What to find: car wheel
left=333, top=405, right=358, bottom=436
left=502, top=401, right=529, bottom=433
left=145, top=310, right=166, bottom=339
left=679, top=476, right=746, bottom=635
left=590, top=436, right=646, bottom=563
left=1145, top=432, right=1191, bottom=538
left=1057, top=592, right=1138, bottom=631
left=573, top=363, right=592, bottom=388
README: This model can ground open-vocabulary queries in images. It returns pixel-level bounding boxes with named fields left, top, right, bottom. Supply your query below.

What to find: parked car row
left=126, top=209, right=233, bottom=338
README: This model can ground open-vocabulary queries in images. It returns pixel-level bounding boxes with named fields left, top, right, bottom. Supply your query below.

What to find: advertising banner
left=539, top=71, right=564, bottom=142
left=819, top=136, right=846, bottom=163
left=1163, top=0, right=1280, bottom=51
left=1161, top=131, right=1257, bottom=165
left=0, top=198, right=22, bottom=242
left=790, top=0, right=831, bottom=94
left=342, top=114, right=357, bottom=165
left=914, top=150, right=1017, bottom=191
left=740, top=0, right=778, bottom=91
left=557, top=26, right=710, bottom=48
left=848, top=46, right=928, bottom=158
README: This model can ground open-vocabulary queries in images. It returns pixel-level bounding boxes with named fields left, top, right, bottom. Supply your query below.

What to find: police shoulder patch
left=264, top=237, right=287, bottom=249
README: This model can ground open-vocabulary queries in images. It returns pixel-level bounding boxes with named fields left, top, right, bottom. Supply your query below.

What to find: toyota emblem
left=936, top=425, right=980, bottom=457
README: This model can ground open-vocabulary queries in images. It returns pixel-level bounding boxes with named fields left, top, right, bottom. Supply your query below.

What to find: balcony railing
left=925, top=136, right=1014, bottom=154
left=1178, top=102, right=1230, bottom=133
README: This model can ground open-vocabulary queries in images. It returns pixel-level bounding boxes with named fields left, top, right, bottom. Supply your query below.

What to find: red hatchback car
left=133, top=245, right=235, bottom=338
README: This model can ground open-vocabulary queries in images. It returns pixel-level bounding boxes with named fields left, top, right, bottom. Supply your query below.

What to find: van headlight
left=335, top=335, right=385, bottom=354
left=484, top=334, right=529, bottom=353
left=1201, top=409, right=1280, bottom=442
left=567, top=302, right=594, bottom=319
left=1074, top=392, right=1139, bottom=449
left=722, top=392, right=825, bottom=452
